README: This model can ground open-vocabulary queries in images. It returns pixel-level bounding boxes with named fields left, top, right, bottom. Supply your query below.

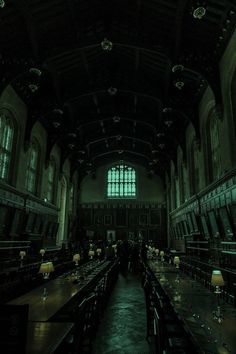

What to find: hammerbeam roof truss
left=0, top=0, right=235, bottom=178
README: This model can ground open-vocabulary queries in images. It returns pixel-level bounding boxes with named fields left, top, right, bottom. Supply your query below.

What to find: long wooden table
left=8, top=260, right=110, bottom=321
left=149, top=261, right=236, bottom=354
left=26, top=322, right=74, bottom=354
left=5, top=260, right=112, bottom=353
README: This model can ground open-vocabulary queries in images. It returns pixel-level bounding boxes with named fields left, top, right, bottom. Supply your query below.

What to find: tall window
left=107, top=164, right=136, bottom=198
left=210, top=115, right=221, bottom=180
left=69, top=184, right=74, bottom=212
left=47, top=159, right=55, bottom=202
left=25, top=140, right=40, bottom=193
left=0, top=114, right=14, bottom=181
left=189, top=139, right=199, bottom=195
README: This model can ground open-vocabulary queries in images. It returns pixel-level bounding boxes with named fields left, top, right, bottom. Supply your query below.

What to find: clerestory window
left=0, top=114, right=14, bottom=181
left=107, top=164, right=136, bottom=198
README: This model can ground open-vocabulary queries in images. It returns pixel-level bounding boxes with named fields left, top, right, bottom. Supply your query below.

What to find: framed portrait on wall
left=186, top=212, right=194, bottom=233
left=190, top=211, right=199, bottom=233
left=116, top=210, right=127, bottom=226
left=104, top=215, right=112, bottom=225
left=25, top=212, right=36, bottom=233
left=94, top=211, right=103, bottom=226
left=208, top=210, right=219, bottom=237
left=150, top=210, right=161, bottom=225
left=229, top=203, right=236, bottom=236
left=200, top=215, right=210, bottom=239
left=129, top=213, right=138, bottom=225
left=139, top=214, right=148, bottom=225
left=219, top=206, right=233, bottom=239
left=10, top=209, right=25, bottom=236
left=182, top=220, right=189, bottom=236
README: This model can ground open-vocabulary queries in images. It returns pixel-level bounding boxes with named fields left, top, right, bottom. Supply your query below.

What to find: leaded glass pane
left=25, top=142, right=39, bottom=193
left=107, top=164, right=136, bottom=198
left=0, top=153, right=9, bottom=179
left=48, top=163, right=54, bottom=183
left=47, top=184, right=53, bottom=201
left=0, top=116, right=14, bottom=181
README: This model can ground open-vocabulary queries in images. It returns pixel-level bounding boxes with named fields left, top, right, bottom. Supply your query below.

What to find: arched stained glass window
left=0, top=114, right=14, bottom=181
left=69, top=184, right=74, bottom=212
left=47, top=159, right=56, bottom=202
left=25, top=140, right=40, bottom=194
left=107, top=164, right=136, bottom=198
left=210, top=115, right=221, bottom=180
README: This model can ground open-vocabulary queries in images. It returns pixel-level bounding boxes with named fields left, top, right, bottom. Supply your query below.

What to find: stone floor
left=92, top=271, right=153, bottom=354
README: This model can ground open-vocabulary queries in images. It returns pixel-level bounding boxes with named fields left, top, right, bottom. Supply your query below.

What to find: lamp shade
left=155, top=249, right=159, bottom=255
left=19, top=250, right=26, bottom=258
left=160, top=251, right=165, bottom=257
left=73, top=254, right=80, bottom=262
left=88, top=250, right=95, bottom=257
left=96, top=248, right=102, bottom=255
left=174, top=256, right=180, bottom=265
left=211, top=270, right=224, bottom=287
left=39, top=262, right=54, bottom=274
left=39, top=249, right=46, bottom=256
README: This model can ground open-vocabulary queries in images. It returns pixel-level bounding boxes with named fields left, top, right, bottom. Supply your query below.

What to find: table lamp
left=211, top=270, right=224, bottom=293
left=155, top=249, right=159, bottom=257
left=160, top=250, right=165, bottom=263
left=112, top=244, right=117, bottom=256
left=19, top=250, right=26, bottom=260
left=88, top=250, right=95, bottom=259
left=73, top=254, right=80, bottom=281
left=39, top=248, right=45, bottom=261
left=39, top=261, right=54, bottom=300
left=19, top=250, right=26, bottom=267
left=39, top=261, right=54, bottom=279
left=96, top=248, right=102, bottom=259
left=73, top=253, right=80, bottom=266
left=211, top=270, right=224, bottom=323
left=174, top=256, right=180, bottom=269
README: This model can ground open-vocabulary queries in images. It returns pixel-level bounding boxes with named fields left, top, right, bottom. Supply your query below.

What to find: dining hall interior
left=0, top=0, right=236, bottom=353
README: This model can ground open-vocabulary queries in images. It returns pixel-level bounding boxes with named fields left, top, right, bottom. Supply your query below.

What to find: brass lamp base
left=42, top=287, right=48, bottom=301
left=214, top=285, right=221, bottom=294
left=213, top=306, right=223, bottom=323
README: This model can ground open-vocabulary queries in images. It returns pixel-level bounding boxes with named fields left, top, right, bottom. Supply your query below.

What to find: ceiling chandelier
left=53, top=108, right=63, bottom=115
left=101, top=38, right=113, bottom=51
left=172, top=64, right=184, bottom=73
left=162, top=107, right=173, bottom=127
left=52, top=121, right=61, bottom=128
left=28, top=84, right=39, bottom=93
left=162, top=107, right=172, bottom=113
left=174, top=78, right=185, bottom=90
left=113, top=116, right=120, bottom=123
left=52, top=108, right=63, bottom=128
left=116, top=135, right=122, bottom=141
left=164, top=120, right=173, bottom=127
left=192, top=1, right=206, bottom=19
left=193, top=6, right=206, bottom=19
left=68, top=133, right=77, bottom=138
left=108, top=86, right=117, bottom=96
left=29, top=68, right=42, bottom=76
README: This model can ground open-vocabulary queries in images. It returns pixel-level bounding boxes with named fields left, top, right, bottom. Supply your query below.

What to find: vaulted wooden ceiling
left=0, top=0, right=235, bottom=179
